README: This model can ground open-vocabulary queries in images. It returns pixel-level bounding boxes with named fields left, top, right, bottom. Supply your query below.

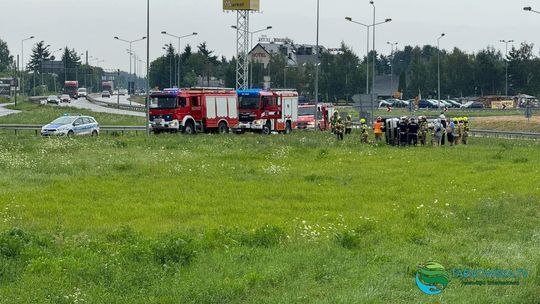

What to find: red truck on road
left=149, top=88, right=239, bottom=134
left=63, top=81, right=79, bottom=99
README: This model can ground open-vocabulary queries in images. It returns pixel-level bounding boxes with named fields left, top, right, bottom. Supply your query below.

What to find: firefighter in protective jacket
left=360, top=118, right=369, bottom=143
left=345, top=115, right=353, bottom=135
left=418, top=116, right=429, bottom=146
left=335, top=117, right=344, bottom=140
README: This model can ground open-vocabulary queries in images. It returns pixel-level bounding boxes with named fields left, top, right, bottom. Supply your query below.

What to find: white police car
left=41, top=114, right=100, bottom=136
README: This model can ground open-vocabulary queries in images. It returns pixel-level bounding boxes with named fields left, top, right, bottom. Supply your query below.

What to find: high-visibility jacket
left=374, top=121, right=383, bottom=134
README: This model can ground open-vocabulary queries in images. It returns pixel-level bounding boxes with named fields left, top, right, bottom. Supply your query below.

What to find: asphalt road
left=92, top=94, right=143, bottom=106
left=57, top=95, right=145, bottom=117
left=0, top=103, right=21, bottom=117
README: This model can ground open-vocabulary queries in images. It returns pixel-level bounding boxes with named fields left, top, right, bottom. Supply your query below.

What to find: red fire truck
left=63, top=81, right=79, bottom=99
left=297, top=103, right=335, bottom=130
left=237, top=89, right=298, bottom=134
left=149, top=88, right=239, bottom=134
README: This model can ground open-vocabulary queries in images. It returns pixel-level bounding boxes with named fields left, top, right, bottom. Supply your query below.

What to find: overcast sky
left=2, top=0, right=540, bottom=73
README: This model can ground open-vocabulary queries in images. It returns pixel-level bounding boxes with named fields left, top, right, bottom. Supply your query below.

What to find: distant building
left=373, top=75, right=399, bottom=99
left=248, top=37, right=328, bottom=68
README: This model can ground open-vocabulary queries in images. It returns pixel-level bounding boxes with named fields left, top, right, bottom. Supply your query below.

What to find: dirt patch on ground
left=472, top=116, right=540, bottom=123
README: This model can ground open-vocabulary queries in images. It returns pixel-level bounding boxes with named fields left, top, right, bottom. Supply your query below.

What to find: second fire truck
left=237, top=89, right=298, bottom=134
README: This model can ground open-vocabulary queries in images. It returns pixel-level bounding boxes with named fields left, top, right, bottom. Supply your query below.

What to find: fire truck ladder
left=235, top=10, right=250, bottom=90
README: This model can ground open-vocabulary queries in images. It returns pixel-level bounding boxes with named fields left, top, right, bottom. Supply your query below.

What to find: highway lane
left=92, top=94, right=143, bottom=106
left=57, top=96, right=145, bottom=117
left=0, top=103, right=21, bottom=117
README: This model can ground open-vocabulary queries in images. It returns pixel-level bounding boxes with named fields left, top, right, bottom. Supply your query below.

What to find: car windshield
left=239, top=96, right=260, bottom=109
left=150, top=97, right=177, bottom=109
left=48, top=95, right=57, bottom=99
left=50, top=117, right=75, bottom=125
left=298, top=107, right=316, bottom=116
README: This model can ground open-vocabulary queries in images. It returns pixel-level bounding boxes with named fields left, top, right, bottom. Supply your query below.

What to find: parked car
left=77, top=88, right=87, bottom=97
left=41, top=114, right=100, bottom=137
left=102, top=90, right=111, bottom=98
left=60, top=94, right=71, bottom=103
left=445, top=99, right=462, bottom=108
left=379, top=100, right=394, bottom=108
left=418, top=99, right=438, bottom=108
left=463, top=101, right=485, bottom=109
left=46, top=95, right=60, bottom=105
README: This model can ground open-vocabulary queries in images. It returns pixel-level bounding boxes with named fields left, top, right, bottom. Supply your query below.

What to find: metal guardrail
left=0, top=124, right=145, bottom=135
left=1, top=124, right=539, bottom=139
left=469, top=129, right=540, bottom=140
left=86, top=95, right=145, bottom=112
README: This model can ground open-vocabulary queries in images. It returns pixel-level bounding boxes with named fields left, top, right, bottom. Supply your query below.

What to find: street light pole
left=146, top=0, right=150, bottom=136
left=21, top=36, right=35, bottom=96
left=499, top=39, right=514, bottom=96
left=161, top=31, right=198, bottom=88
left=163, top=45, right=173, bottom=87
left=437, top=33, right=445, bottom=110
left=371, top=1, right=376, bottom=125
left=114, top=36, right=146, bottom=95
left=315, top=0, right=320, bottom=131
left=523, top=6, right=540, bottom=14
left=387, top=41, right=398, bottom=97
left=345, top=17, right=391, bottom=96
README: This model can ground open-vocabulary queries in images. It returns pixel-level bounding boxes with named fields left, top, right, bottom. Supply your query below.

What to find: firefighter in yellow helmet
left=345, top=115, right=353, bottom=135
left=360, top=118, right=369, bottom=143
left=335, top=116, right=344, bottom=140
left=331, top=110, right=339, bottom=134
left=462, top=117, right=470, bottom=145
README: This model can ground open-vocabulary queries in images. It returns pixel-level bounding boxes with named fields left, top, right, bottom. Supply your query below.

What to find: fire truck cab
left=149, top=88, right=239, bottom=134
left=297, top=103, right=335, bottom=130
left=237, top=89, right=298, bottom=134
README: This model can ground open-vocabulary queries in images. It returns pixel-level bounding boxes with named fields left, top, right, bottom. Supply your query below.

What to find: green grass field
left=0, top=131, right=539, bottom=303
left=0, top=101, right=145, bottom=126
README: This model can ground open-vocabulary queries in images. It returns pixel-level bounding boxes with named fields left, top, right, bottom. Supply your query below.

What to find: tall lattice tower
left=223, top=0, right=260, bottom=89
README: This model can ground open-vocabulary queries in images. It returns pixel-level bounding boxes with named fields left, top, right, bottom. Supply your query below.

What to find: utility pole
left=500, top=39, right=514, bottom=96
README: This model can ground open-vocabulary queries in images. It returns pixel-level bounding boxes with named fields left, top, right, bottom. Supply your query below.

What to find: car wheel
left=184, top=121, right=195, bottom=135
left=67, top=130, right=74, bottom=137
left=91, top=130, right=98, bottom=136
left=218, top=122, right=228, bottom=134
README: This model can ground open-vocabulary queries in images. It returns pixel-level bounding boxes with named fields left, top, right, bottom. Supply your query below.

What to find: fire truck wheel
left=262, top=122, right=271, bottom=135
left=285, top=121, right=292, bottom=134
left=218, top=122, right=229, bottom=134
left=184, top=121, right=196, bottom=135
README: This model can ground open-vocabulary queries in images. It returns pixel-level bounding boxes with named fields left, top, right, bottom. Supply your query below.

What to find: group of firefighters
left=330, top=111, right=471, bottom=146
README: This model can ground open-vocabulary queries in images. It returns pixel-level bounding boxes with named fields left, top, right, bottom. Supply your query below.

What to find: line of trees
left=148, top=41, right=540, bottom=101
left=0, top=38, right=126, bottom=95
left=3, top=36, right=540, bottom=100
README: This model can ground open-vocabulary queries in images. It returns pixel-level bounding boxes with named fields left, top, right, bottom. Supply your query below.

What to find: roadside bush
left=241, top=224, right=286, bottom=248
left=0, top=228, right=32, bottom=258
left=151, top=233, right=196, bottom=266
left=335, top=230, right=361, bottom=249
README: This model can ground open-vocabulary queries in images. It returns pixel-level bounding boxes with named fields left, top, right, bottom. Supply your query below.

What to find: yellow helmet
left=337, top=117, right=342, bottom=122
left=347, top=115, right=352, bottom=119
left=463, top=117, right=469, bottom=122
left=360, top=118, right=366, bottom=124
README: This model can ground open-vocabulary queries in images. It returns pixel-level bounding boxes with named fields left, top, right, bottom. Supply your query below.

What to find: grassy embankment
left=0, top=131, right=538, bottom=303
left=0, top=101, right=144, bottom=126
